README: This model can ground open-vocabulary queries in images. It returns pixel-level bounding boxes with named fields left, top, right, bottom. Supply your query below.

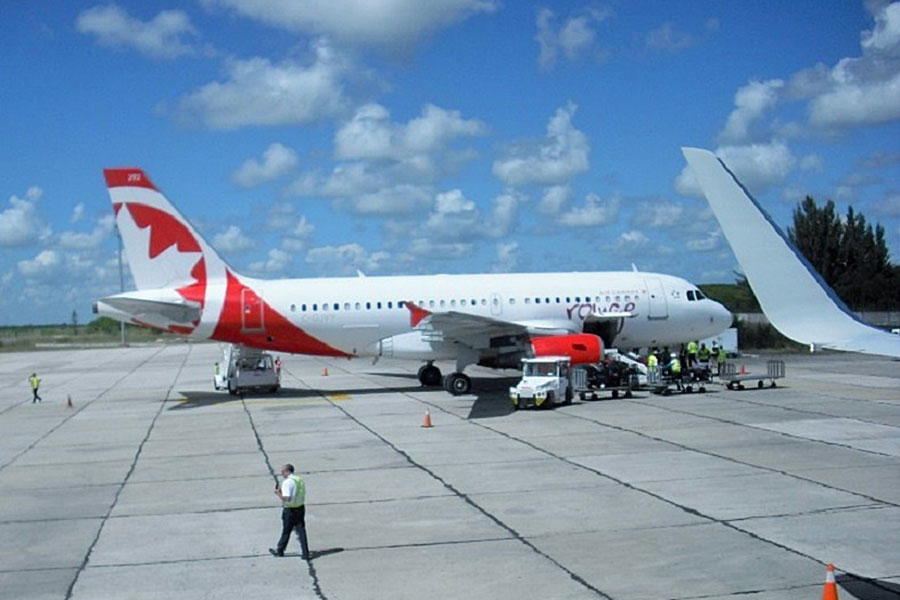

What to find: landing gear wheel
left=444, top=373, right=471, bottom=396
left=418, top=364, right=442, bottom=387
left=758, top=380, right=764, bottom=389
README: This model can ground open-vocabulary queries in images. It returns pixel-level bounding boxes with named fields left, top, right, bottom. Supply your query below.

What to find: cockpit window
left=695, top=290, right=706, bottom=300
left=686, top=290, right=696, bottom=301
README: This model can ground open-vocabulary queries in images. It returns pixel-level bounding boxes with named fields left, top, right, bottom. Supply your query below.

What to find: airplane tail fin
left=103, top=168, right=232, bottom=293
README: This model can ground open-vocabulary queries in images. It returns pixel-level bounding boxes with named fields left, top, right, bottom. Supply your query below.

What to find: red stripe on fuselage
left=212, top=270, right=350, bottom=357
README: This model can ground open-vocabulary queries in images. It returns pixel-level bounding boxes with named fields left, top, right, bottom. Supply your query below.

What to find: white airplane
left=683, top=147, right=900, bottom=359
left=94, top=168, right=733, bottom=394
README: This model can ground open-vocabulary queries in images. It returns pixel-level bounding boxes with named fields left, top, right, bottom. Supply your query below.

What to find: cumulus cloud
left=493, top=103, right=589, bottom=186
left=289, top=103, right=484, bottom=216
left=675, top=141, right=798, bottom=196
left=493, top=241, right=519, bottom=272
left=686, top=230, right=723, bottom=252
left=557, top=193, right=619, bottom=227
left=614, top=229, right=650, bottom=252
left=250, top=248, right=291, bottom=273
left=334, top=103, right=485, bottom=163
left=281, top=216, right=315, bottom=252
left=536, top=6, right=609, bottom=70
left=231, top=143, right=299, bottom=187
left=18, top=250, right=62, bottom=279
left=213, top=225, right=255, bottom=252
left=76, top=4, right=201, bottom=59
left=203, top=0, right=497, bottom=49
left=58, top=214, right=115, bottom=250
left=70, top=202, right=86, bottom=223
left=177, top=39, right=349, bottom=129
left=305, top=243, right=389, bottom=274
left=645, top=18, right=719, bottom=53
left=0, top=187, right=50, bottom=247
left=538, top=185, right=571, bottom=214
left=786, top=2, right=900, bottom=129
left=719, top=79, right=784, bottom=143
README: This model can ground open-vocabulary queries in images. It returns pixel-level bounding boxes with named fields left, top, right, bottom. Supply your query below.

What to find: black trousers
left=277, top=506, right=310, bottom=557
left=32, top=388, right=41, bottom=403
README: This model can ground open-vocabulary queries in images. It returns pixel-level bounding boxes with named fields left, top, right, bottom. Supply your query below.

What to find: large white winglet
left=682, top=147, right=900, bottom=358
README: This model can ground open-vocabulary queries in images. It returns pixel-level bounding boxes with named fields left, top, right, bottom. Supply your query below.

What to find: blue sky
left=1, top=0, right=899, bottom=325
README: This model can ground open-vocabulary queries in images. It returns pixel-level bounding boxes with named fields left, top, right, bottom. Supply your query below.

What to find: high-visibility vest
left=29, top=376, right=40, bottom=390
left=717, top=348, right=727, bottom=363
left=647, top=354, right=658, bottom=370
left=283, top=474, right=306, bottom=508
left=670, top=359, right=681, bottom=374
left=698, top=347, right=711, bottom=360
left=687, top=341, right=698, bottom=354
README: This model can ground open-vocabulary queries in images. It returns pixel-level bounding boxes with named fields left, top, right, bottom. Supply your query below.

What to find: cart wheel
left=612, top=390, right=619, bottom=399
left=579, top=392, right=586, bottom=401
left=686, top=385, right=693, bottom=393
left=758, top=380, right=764, bottom=389
left=770, top=381, right=777, bottom=388
left=699, top=386, right=706, bottom=393
left=738, top=383, right=745, bottom=390
left=726, top=382, right=734, bottom=390
left=591, top=393, right=598, bottom=401
left=663, top=389, right=671, bottom=396
left=625, top=390, right=633, bottom=399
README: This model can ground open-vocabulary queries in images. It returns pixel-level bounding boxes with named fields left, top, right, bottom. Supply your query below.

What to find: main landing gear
left=417, top=362, right=472, bottom=395
left=417, top=363, right=442, bottom=387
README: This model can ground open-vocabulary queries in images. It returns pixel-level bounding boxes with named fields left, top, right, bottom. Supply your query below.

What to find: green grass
left=0, top=318, right=180, bottom=352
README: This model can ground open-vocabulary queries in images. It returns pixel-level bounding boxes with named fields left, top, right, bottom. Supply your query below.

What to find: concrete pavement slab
left=570, top=449, right=767, bottom=483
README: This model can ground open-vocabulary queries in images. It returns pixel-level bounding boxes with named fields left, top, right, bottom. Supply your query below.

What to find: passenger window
left=334, top=303, right=340, bottom=311
left=450, top=300, right=456, bottom=307
left=344, top=303, right=350, bottom=310
left=525, top=298, right=531, bottom=304
left=302, top=304, right=307, bottom=312
left=461, top=299, right=467, bottom=307
left=566, top=297, right=571, bottom=303
left=323, top=303, right=328, bottom=311
left=440, top=300, right=446, bottom=308
left=355, top=302, right=361, bottom=310
left=312, top=304, right=317, bottom=311
left=388, top=302, right=393, bottom=309
left=510, top=298, right=516, bottom=305
left=493, top=297, right=499, bottom=306
left=535, top=298, right=541, bottom=304
left=290, top=304, right=296, bottom=312
left=471, top=299, right=477, bottom=306
left=545, top=297, right=550, bottom=304
left=555, top=297, right=560, bottom=303
left=687, top=290, right=695, bottom=301
left=481, top=299, right=486, bottom=305
left=429, top=300, right=435, bottom=308
left=366, top=302, right=371, bottom=310
left=376, top=302, right=382, bottom=309
left=575, top=297, right=581, bottom=302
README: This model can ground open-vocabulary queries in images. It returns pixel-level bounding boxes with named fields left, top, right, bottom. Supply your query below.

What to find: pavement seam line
left=0, top=346, right=168, bottom=472
left=283, top=365, right=616, bottom=600
left=240, top=393, right=329, bottom=600
left=63, top=344, right=192, bottom=600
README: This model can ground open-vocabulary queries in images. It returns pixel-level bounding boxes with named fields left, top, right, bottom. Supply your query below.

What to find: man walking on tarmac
left=29, top=373, right=42, bottom=403
left=269, top=464, right=310, bottom=560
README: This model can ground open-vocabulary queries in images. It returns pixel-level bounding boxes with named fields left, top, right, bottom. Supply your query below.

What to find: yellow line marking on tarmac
left=327, top=393, right=353, bottom=402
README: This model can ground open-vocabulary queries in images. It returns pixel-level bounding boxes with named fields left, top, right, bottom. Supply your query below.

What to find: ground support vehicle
left=573, top=360, right=638, bottom=400
left=509, top=357, right=573, bottom=409
left=720, top=360, right=785, bottom=390
left=214, top=344, right=280, bottom=395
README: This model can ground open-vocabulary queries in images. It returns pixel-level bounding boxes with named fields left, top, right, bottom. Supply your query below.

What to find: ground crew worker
left=269, top=464, right=310, bottom=560
left=687, top=340, right=699, bottom=367
left=716, top=345, right=728, bottom=376
left=667, top=353, right=683, bottom=391
left=274, top=356, right=282, bottom=377
left=29, top=373, right=42, bottom=403
left=698, top=343, right=711, bottom=367
left=647, top=351, right=658, bottom=374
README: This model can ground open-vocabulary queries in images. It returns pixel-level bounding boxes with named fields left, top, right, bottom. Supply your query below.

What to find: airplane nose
left=717, top=303, right=733, bottom=328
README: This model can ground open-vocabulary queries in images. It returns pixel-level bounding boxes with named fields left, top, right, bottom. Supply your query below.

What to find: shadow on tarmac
left=836, top=574, right=900, bottom=600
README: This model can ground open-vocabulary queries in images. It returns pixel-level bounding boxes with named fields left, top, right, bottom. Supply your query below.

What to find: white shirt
left=280, top=477, right=297, bottom=501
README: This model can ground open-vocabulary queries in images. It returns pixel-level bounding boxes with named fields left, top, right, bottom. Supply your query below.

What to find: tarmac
left=0, top=343, right=898, bottom=600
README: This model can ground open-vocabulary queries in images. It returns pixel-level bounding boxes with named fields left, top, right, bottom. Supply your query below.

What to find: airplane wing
left=405, top=303, right=573, bottom=347
left=682, top=147, right=900, bottom=358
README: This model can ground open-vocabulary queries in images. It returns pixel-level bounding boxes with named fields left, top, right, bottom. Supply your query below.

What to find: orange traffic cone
left=421, top=410, right=433, bottom=428
left=66, top=395, right=73, bottom=409
left=822, top=564, right=839, bottom=600
left=740, top=364, right=747, bottom=375
left=321, top=367, right=328, bottom=376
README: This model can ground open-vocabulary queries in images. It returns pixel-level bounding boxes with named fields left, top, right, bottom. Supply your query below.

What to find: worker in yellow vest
left=29, top=373, right=42, bottom=403
left=666, top=353, right=683, bottom=390
left=647, top=352, right=658, bottom=373
left=270, top=464, right=310, bottom=559
left=698, top=343, right=711, bottom=367
left=716, top=345, right=728, bottom=376
left=686, top=340, right=699, bottom=367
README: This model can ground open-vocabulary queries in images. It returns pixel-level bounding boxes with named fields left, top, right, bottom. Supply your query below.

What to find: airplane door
left=241, top=288, right=264, bottom=332
left=490, top=293, right=503, bottom=316
left=644, top=278, right=668, bottom=320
